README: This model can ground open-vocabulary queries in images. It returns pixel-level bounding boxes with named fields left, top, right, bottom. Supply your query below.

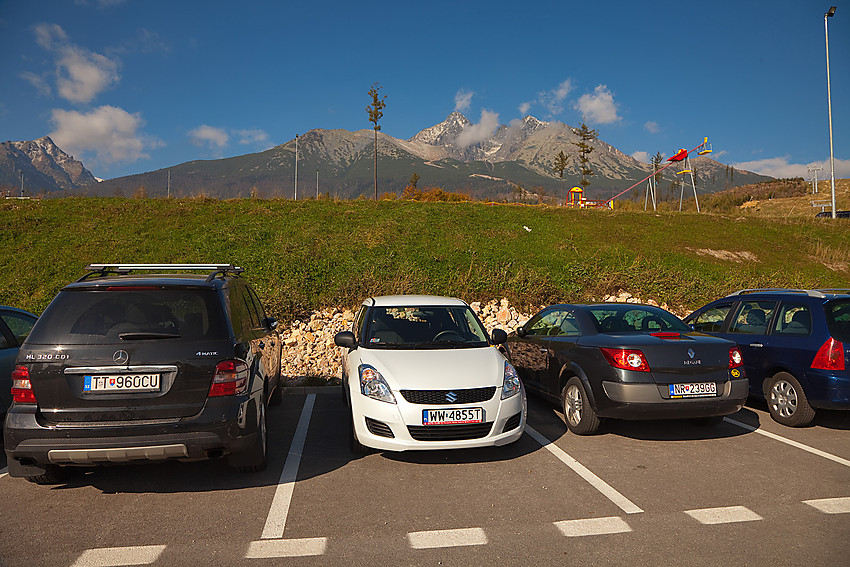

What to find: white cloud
left=236, top=128, right=269, bottom=146
left=49, top=105, right=159, bottom=168
left=732, top=156, right=850, bottom=179
left=189, top=125, right=229, bottom=150
left=644, top=121, right=660, bottom=134
left=518, top=102, right=531, bottom=115
left=20, top=71, right=51, bottom=96
left=631, top=151, right=651, bottom=163
left=32, top=23, right=120, bottom=104
left=539, top=79, right=574, bottom=115
left=454, top=90, right=474, bottom=113
left=455, top=109, right=500, bottom=148
left=575, top=85, right=620, bottom=125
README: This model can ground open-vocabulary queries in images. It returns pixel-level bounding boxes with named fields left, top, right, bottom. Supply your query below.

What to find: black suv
left=4, top=264, right=282, bottom=483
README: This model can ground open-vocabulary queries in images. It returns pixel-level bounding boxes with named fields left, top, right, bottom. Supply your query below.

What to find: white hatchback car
left=334, top=296, right=526, bottom=453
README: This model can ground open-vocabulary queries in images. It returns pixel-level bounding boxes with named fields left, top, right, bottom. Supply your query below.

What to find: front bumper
left=598, top=378, right=749, bottom=419
left=351, top=387, right=527, bottom=452
left=3, top=395, right=259, bottom=477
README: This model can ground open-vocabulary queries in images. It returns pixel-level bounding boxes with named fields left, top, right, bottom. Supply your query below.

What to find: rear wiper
left=119, top=332, right=181, bottom=340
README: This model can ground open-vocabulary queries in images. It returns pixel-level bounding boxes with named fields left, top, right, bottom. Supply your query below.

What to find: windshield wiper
left=119, top=332, right=181, bottom=340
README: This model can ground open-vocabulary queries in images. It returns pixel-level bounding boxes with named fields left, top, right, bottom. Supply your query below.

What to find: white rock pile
left=278, top=292, right=685, bottom=383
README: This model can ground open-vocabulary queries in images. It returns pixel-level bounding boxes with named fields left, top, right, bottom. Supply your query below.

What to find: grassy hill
left=1, top=192, right=848, bottom=321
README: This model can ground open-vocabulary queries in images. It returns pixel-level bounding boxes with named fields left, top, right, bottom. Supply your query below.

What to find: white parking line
left=724, top=417, right=850, bottom=468
left=803, top=496, right=850, bottom=514
left=260, top=394, right=316, bottom=540
left=0, top=466, right=7, bottom=478
left=685, top=505, right=762, bottom=525
left=407, top=527, right=488, bottom=549
left=525, top=426, right=644, bottom=514
left=554, top=516, right=632, bottom=537
left=70, top=545, right=166, bottom=567
left=246, top=537, right=328, bottom=558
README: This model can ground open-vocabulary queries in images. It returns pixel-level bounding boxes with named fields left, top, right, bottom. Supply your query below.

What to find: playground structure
left=565, top=186, right=613, bottom=209
left=607, top=137, right=713, bottom=211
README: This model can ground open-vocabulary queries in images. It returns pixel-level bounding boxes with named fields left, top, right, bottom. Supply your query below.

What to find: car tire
left=231, top=400, right=268, bottom=473
left=766, top=372, right=816, bottom=427
left=26, top=464, right=68, bottom=485
left=349, top=413, right=370, bottom=456
left=562, top=377, right=600, bottom=435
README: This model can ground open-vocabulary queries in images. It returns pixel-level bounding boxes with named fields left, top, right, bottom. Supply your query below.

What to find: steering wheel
left=433, top=330, right=465, bottom=342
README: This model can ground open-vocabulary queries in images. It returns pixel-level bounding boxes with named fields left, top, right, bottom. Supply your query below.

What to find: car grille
left=407, top=422, right=493, bottom=441
left=365, top=417, right=394, bottom=438
left=399, top=387, right=497, bottom=405
left=502, top=412, right=522, bottom=433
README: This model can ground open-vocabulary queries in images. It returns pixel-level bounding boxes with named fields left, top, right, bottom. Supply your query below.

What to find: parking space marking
left=260, top=394, right=316, bottom=540
left=0, top=466, right=7, bottom=478
left=724, top=417, right=850, bottom=468
left=554, top=516, right=632, bottom=537
left=803, top=496, right=850, bottom=514
left=407, top=527, right=488, bottom=549
left=525, top=426, right=644, bottom=514
left=245, top=537, right=328, bottom=558
left=685, top=506, right=762, bottom=525
left=70, top=545, right=166, bottom=567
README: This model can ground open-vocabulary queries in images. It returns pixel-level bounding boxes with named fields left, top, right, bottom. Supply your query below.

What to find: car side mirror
left=264, top=317, right=278, bottom=331
left=516, top=326, right=527, bottom=338
left=491, top=328, right=507, bottom=345
left=334, top=331, right=357, bottom=348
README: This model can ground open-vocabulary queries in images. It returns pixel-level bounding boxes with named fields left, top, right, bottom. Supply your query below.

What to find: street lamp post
left=825, top=6, right=837, bottom=219
left=294, top=134, right=299, bottom=201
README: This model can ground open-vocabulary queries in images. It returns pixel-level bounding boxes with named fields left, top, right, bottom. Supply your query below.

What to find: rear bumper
left=3, top=395, right=259, bottom=477
left=802, top=370, right=850, bottom=410
left=598, top=378, right=749, bottom=420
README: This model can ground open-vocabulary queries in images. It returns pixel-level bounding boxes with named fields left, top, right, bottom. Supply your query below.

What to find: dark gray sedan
left=504, top=303, right=749, bottom=434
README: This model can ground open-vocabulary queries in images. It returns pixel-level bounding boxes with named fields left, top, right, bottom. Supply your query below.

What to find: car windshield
left=825, top=299, right=850, bottom=342
left=26, top=288, right=228, bottom=345
left=585, top=304, right=690, bottom=334
left=364, top=305, right=489, bottom=349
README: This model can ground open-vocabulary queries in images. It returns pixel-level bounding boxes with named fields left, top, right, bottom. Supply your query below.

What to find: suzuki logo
left=687, top=349, right=695, bottom=359
left=446, top=391, right=458, bottom=403
left=113, top=350, right=129, bottom=365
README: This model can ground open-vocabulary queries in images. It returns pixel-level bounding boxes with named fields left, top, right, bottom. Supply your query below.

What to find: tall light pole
left=825, top=6, right=837, bottom=218
left=294, top=134, right=299, bottom=200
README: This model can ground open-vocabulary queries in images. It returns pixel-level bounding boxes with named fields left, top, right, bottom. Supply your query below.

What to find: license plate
left=83, top=374, right=161, bottom=393
left=422, top=407, right=484, bottom=425
left=669, top=382, right=717, bottom=398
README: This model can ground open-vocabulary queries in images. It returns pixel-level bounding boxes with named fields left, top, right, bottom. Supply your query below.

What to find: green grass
left=1, top=197, right=848, bottom=320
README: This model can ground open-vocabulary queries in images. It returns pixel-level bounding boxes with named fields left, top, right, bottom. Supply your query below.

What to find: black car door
left=539, top=309, right=583, bottom=397
left=509, top=308, right=566, bottom=393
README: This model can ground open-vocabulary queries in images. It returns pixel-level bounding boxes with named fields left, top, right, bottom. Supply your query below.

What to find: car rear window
left=585, top=304, right=690, bottom=334
left=825, top=299, right=850, bottom=342
left=27, top=288, right=228, bottom=345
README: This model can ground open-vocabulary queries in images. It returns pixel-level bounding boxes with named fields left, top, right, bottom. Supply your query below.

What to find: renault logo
left=687, top=349, right=695, bottom=359
left=113, top=350, right=129, bottom=365
left=446, top=391, right=457, bottom=403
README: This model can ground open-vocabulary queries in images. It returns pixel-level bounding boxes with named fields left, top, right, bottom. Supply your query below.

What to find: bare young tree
left=366, top=82, right=387, bottom=199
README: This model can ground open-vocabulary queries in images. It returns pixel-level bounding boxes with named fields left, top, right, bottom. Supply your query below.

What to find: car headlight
left=359, top=364, right=396, bottom=404
left=501, top=361, right=521, bottom=400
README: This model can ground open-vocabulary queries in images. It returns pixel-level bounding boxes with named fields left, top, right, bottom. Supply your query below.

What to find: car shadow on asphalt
left=741, top=398, right=850, bottom=430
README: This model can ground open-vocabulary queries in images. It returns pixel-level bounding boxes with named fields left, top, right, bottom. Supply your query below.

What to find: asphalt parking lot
left=1, top=391, right=848, bottom=567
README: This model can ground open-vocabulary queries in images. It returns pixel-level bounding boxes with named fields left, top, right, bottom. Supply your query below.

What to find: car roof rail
left=816, top=289, right=850, bottom=296
left=78, top=264, right=243, bottom=282
left=725, top=288, right=827, bottom=298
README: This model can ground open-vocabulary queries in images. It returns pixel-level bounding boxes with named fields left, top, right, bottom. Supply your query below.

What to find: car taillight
left=729, top=347, right=744, bottom=369
left=600, top=347, right=651, bottom=372
left=11, top=366, right=37, bottom=404
left=811, top=337, right=846, bottom=371
left=209, top=360, right=249, bottom=397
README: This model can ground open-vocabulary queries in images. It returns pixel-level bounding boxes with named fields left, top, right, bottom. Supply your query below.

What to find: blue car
left=1, top=306, right=39, bottom=423
left=684, top=289, right=850, bottom=426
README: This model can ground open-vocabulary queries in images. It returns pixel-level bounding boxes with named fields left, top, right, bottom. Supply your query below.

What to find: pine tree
left=571, top=123, right=598, bottom=191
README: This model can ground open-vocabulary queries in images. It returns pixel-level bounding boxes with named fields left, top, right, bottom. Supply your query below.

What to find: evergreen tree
left=571, top=123, right=598, bottom=191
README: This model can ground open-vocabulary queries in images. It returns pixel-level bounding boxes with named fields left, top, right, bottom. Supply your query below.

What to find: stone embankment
left=279, top=292, right=685, bottom=384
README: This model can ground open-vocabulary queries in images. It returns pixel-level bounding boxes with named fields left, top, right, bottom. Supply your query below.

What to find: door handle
left=749, top=343, right=763, bottom=348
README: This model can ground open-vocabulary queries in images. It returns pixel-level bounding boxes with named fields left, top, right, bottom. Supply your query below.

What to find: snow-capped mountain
left=0, top=137, right=96, bottom=194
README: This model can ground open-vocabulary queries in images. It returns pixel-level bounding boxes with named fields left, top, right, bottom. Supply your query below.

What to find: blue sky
left=1, top=0, right=847, bottom=182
